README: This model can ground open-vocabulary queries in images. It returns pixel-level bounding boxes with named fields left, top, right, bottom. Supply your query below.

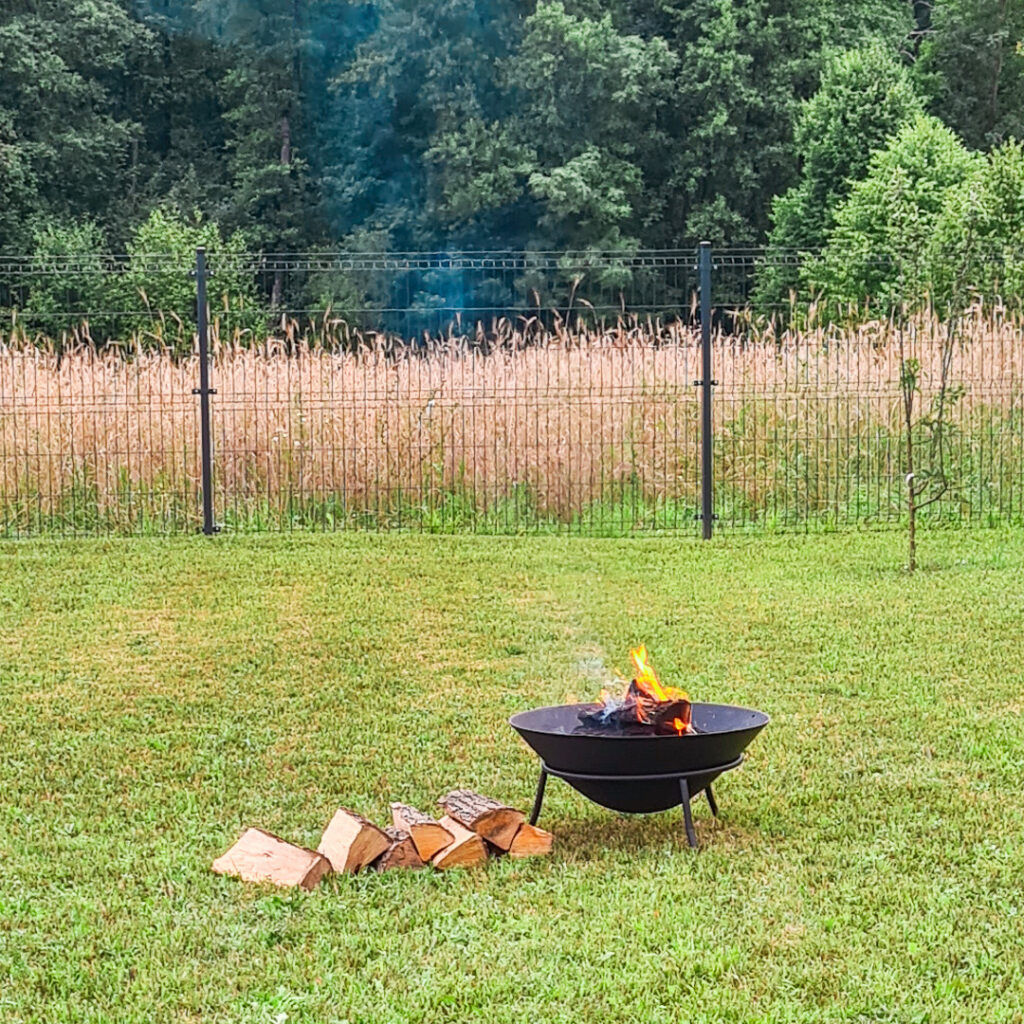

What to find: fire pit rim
left=509, top=701, right=771, bottom=738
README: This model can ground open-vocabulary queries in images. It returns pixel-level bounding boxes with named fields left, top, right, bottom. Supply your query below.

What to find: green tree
left=23, top=220, right=114, bottom=343
left=929, top=139, right=1024, bottom=304
left=0, top=0, right=153, bottom=251
left=756, top=46, right=925, bottom=308
left=809, top=115, right=983, bottom=312
left=650, top=0, right=913, bottom=244
left=327, top=0, right=527, bottom=250
left=119, top=208, right=259, bottom=350
left=8, top=0, right=1019, bottom=310
left=915, top=0, right=1024, bottom=149
left=508, top=2, right=675, bottom=252
left=125, top=20, right=236, bottom=235
left=894, top=138, right=1024, bottom=570
left=183, top=0, right=326, bottom=304
left=420, top=1, right=677, bottom=256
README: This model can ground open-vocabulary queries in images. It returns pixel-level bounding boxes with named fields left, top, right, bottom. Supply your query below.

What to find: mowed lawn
left=1, top=531, right=1023, bottom=1024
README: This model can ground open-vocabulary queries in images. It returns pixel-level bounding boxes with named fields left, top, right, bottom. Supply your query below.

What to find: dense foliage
left=1, top=0, right=1022, bottom=314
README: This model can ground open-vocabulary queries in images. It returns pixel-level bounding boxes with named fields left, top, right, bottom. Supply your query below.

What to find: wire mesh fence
left=1, top=248, right=1022, bottom=537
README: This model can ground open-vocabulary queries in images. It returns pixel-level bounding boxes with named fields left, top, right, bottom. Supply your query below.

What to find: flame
left=582, top=645, right=696, bottom=734
left=629, top=645, right=695, bottom=734
left=630, top=645, right=691, bottom=704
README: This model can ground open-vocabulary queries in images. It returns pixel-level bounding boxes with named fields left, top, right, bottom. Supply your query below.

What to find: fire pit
left=509, top=648, right=769, bottom=848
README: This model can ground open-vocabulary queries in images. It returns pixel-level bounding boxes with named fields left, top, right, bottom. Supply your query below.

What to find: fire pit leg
left=705, top=784, right=719, bottom=818
left=529, top=766, right=548, bottom=826
left=679, top=779, right=698, bottom=849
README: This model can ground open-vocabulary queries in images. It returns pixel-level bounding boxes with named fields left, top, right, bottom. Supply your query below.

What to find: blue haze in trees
left=6, top=0, right=1024, bottom=325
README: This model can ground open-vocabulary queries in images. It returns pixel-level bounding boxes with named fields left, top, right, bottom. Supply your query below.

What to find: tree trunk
left=901, top=345, right=917, bottom=574
left=991, top=1, right=1008, bottom=131
left=905, top=393, right=916, bottom=573
left=270, top=114, right=292, bottom=309
left=907, top=480, right=916, bottom=574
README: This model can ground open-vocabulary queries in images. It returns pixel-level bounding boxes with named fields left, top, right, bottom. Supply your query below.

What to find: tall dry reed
left=1, top=309, right=1021, bottom=533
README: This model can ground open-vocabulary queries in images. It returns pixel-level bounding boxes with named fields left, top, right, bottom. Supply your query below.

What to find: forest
left=1, top=0, right=1023, bottom=319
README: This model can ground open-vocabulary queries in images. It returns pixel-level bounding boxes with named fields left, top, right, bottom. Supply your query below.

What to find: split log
left=438, top=790, right=525, bottom=851
left=317, top=808, right=390, bottom=873
left=212, top=828, right=331, bottom=890
left=390, top=802, right=454, bottom=861
left=374, top=827, right=425, bottom=872
left=431, top=815, right=487, bottom=869
left=508, top=822, right=554, bottom=859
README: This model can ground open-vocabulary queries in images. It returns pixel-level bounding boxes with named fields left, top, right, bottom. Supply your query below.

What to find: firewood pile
left=212, top=790, right=554, bottom=889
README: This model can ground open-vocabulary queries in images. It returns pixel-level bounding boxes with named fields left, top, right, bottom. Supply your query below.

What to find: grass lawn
left=2, top=530, right=1023, bottom=1023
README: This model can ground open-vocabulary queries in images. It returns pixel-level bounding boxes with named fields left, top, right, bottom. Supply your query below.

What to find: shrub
left=119, top=209, right=263, bottom=350
left=23, top=220, right=116, bottom=343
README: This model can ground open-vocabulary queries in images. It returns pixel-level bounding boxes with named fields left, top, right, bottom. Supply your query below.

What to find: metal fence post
left=698, top=242, right=715, bottom=539
left=193, top=247, right=216, bottom=535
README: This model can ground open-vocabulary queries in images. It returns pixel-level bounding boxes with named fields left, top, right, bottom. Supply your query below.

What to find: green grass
left=1, top=531, right=1023, bottom=1023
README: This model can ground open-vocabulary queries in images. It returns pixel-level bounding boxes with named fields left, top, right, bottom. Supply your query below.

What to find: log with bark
left=317, top=808, right=390, bottom=873
left=438, top=790, right=525, bottom=851
left=508, top=822, right=555, bottom=859
left=212, top=828, right=331, bottom=890
left=373, top=826, right=425, bottom=871
left=389, top=803, right=454, bottom=861
left=431, top=815, right=488, bottom=869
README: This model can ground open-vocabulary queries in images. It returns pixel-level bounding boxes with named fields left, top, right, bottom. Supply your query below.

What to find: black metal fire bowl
left=509, top=702, right=769, bottom=847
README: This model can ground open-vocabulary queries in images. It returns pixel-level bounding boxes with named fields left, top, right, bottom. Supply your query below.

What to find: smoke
left=575, top=652, right=624, bottom=691
left=133, top=1, right=526, bottom=250
left=127, top=2, right=649, bottom=334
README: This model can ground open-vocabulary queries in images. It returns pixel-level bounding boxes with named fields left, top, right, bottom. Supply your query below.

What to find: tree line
left=1, top=0, right=1022, bottom=320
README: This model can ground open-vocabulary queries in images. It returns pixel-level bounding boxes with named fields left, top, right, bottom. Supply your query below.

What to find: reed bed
left=1, top=309, right=1022, bottom=535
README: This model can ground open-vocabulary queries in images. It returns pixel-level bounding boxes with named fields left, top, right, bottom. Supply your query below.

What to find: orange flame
left=589, top=646, right=696, bottom=733
left=629, top=645, right=695, bottom=733
left=630, top=645, right=691, bottom=704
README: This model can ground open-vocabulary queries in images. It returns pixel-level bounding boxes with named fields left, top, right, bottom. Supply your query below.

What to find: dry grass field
left=1, top=308, right=1022, bottom=533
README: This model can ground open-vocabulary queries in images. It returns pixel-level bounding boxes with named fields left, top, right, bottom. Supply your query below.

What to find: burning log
left=438, top=790, right=525, bottom=851
left=508, top=822, right=554, bottom=859
left=579, top=691, right=693, bottom=734
left=389, top=802, right=455, bottom=861
left=316, top=808, right=390, bottom=873
left=212, top=828, right=331, bottom=890
left=578, top=645, right=696, bottom=735
left=374, top=826, right=425, bottom=871
left=431, top=815, right=488, bottom=869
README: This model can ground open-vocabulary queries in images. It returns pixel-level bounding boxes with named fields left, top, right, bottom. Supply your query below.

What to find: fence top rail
left=5, top=246, right=1024, bottom=279
left=0, top=248, right=706, bottom=277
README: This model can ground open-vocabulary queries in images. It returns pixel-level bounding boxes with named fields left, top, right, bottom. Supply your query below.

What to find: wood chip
left=438, top=790, right=525, bottom=851
left=431, top=815, right=487, bottom=869
left=212, top=828, right=331, bottom=890
left=316, top=808, right=390, bottom=873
